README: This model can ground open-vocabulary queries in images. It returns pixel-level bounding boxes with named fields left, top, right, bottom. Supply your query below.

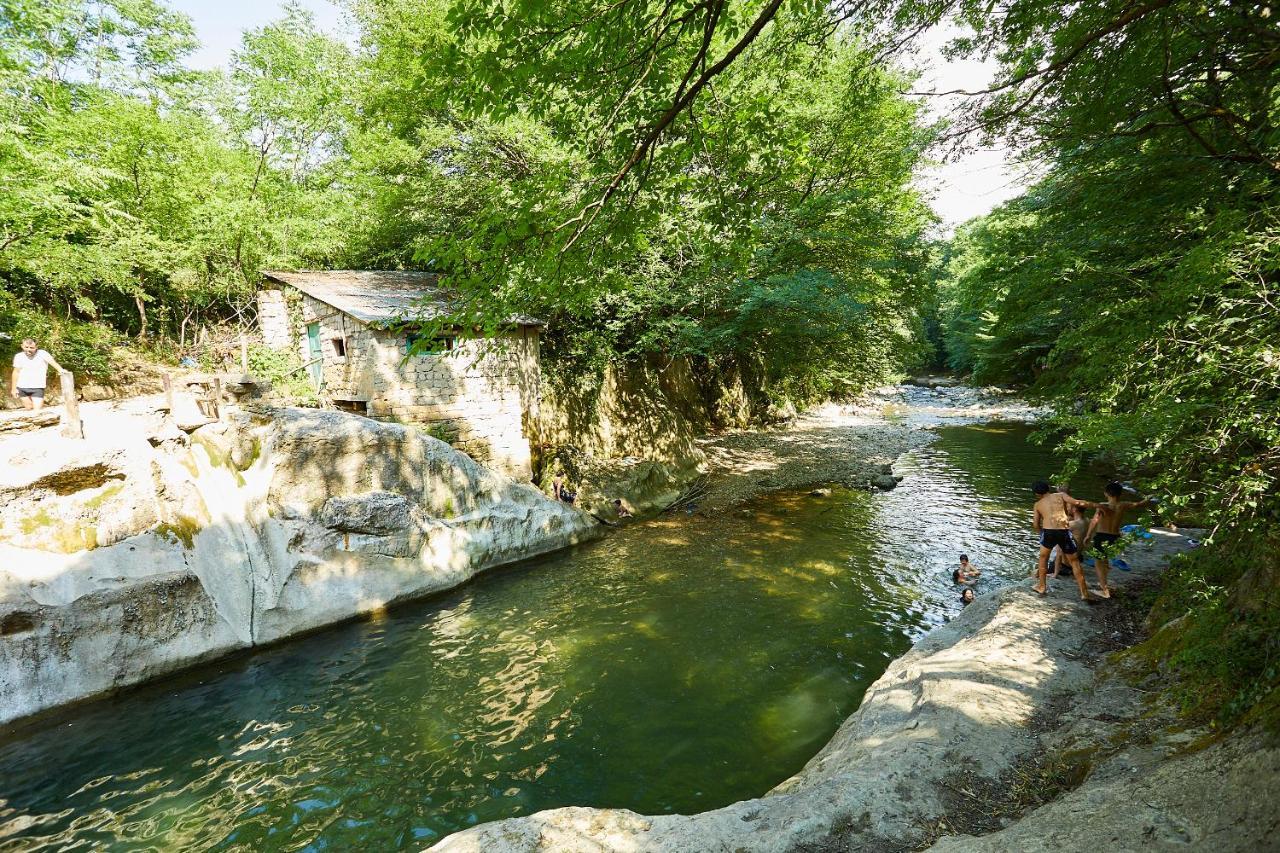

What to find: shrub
left=0, top=298, right=120, bottom=380
left=1134, top=534, right=1280, bottom=731
left=246, top=344, right=319, bottom=405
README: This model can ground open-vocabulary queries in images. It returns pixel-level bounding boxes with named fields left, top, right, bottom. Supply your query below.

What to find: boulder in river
left=873, top=474, right=900, bottom=491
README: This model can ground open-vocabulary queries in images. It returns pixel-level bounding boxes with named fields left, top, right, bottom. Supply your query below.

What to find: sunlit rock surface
left=0, top=402, right=596, bottom=725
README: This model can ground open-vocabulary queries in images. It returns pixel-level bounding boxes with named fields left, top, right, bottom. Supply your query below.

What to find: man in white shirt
left=10, top=338, right=65, bottom=411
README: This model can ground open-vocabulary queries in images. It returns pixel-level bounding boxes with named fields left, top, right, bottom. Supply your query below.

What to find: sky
left=172, top=0, right=1022, bottom=232
left=909, top=24, right=1028, bottom=232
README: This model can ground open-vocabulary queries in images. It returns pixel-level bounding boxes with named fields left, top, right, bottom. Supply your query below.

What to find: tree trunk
left=135, top=294, right=147, bottom=339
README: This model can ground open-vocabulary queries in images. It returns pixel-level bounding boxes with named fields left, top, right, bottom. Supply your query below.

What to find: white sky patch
left=171, top=0, right=349, bottom=70
left=906, top=24, right=1030, bottom=234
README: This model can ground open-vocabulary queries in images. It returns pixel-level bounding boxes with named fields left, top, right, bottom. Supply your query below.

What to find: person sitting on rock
left=612, top=498, right=633, bottom=519
left=960, top=588, right=975, bottom=606
left=957, top=554, right=980, bottom=580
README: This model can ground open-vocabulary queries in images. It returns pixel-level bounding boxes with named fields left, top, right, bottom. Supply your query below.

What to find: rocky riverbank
left=690, top=381, right=1044, bottom=512
left=0, top=398, right=597, bottom=726
left=431, top=526, right=1280, bottom=852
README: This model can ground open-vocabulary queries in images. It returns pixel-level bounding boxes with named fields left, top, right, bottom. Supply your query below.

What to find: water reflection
left=0, top=423, right=1050, bottom=850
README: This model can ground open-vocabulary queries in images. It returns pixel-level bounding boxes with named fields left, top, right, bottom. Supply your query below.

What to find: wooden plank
left=211, top=377, right=222, bottom=419
left=59, top=370, right=83, bottom=438
left=163, top=372, right=173, bottom=412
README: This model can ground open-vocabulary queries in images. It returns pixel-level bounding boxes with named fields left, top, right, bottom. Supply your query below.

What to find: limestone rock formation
left=0, top=403, right=597, bottom=725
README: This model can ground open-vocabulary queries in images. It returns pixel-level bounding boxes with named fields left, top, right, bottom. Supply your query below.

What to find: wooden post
left=59, top=370, right=82, bottom=439
left=163, top=372, right=173, bottom=412
left=211, top=377, right=222, bottom=420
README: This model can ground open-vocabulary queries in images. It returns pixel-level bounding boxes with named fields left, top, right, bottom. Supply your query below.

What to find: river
left=0, top=420, right=1066, bottom=850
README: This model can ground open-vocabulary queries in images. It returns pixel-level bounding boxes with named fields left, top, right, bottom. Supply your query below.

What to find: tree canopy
left=1, top=0, right=940, bottom=398
left=933, top=0, right=1277, bottom=538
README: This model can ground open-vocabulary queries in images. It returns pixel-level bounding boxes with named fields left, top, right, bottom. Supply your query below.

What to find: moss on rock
left=155, top=514, right=202, bottom=549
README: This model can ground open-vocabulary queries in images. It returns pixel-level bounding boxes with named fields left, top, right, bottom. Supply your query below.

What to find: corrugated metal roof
left=262, top=270, right=543, bottom=327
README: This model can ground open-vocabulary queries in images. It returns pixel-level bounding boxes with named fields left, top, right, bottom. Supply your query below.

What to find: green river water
left=0, top=422, right=1064, bottom=850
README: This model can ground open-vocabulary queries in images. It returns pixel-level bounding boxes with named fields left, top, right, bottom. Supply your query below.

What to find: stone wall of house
left=290, top=292, right=538, bottom=480
left=295, top=293, right=379, bottom=398
left=257, top=290, right=293, bottom=351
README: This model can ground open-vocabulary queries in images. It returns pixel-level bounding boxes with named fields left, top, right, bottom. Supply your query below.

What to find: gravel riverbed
left=693, top=381, right=1049, bottom=512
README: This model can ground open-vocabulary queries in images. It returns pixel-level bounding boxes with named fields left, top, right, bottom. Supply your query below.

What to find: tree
left=932, top=0, right=1278, bottom=536
left=345, top=0, right=937, bottom=397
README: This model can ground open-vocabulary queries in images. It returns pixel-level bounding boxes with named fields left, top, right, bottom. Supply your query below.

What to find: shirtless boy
left=1031, top=480, right=1097, bottom=601
left=1049, top=499, right=1091, bottom=578
left=1085, top=481, right=1156, bottom=598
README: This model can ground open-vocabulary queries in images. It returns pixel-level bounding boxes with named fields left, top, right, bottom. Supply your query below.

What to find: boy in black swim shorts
left=1032, top=481, right=1099, bottom=601
left=1085, top=481, right=1156, bottom=598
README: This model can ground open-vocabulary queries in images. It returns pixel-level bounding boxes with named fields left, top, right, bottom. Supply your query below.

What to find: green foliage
left=921, top=0, right=1279, bottom=736
left=1133, top=534, right=1280, bottom=731
left=0, top=0, right=357, bottom=360
left=421, top=421, right=458, bottom=445
left=246, top=343, right=317, bottom=405
left=0, top=291, right=119, bottom=378
left=348, top=3, right=938, bottom=397
left=932, top=0, right=1278, bottom=538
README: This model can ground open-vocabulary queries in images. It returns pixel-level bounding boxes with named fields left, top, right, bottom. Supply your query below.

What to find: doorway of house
left=305, top=323, right=324, bottom=390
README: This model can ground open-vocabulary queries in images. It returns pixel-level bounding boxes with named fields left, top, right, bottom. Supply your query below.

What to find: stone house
left=257, top=270, right=542, bottom=480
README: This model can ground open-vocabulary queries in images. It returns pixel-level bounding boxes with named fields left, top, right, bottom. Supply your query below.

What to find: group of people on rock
left=952, top=480, right=1156, bottom=607
left=1032, top=480, right=1155, bottom=602
left=551, top=471, right=633, bottom=525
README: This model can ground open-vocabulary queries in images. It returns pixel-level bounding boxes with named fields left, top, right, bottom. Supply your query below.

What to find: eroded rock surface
left=0, top=401, right=596, bottom=725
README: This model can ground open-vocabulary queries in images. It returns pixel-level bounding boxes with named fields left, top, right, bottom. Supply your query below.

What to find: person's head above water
left=1032, top=480, right=1052, bottom=496
left=960, top=588, right=975, bottom=604
left=1104, top=481, right=1126, bottom=498
left=959, top=554, right=970, bottom=565
left=952, top=568, right=964, bottom=583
